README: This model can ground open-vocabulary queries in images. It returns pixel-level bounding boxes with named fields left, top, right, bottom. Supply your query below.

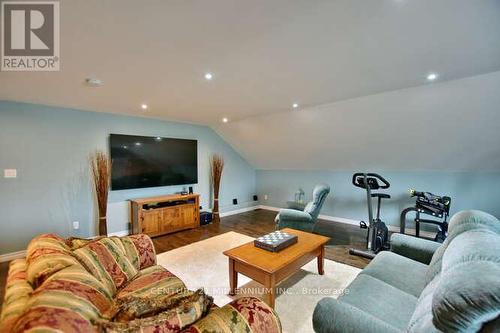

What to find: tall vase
left=213, top=198, right=219, bottom=216
left=90, top=150, right=110, bottom=236
left=99, top=216, right=107, bottom=236
left=210, top=154, right=224, bottom=222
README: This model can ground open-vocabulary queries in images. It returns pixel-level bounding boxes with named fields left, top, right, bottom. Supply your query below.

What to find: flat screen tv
left=110, top=134, right=198, bottom=190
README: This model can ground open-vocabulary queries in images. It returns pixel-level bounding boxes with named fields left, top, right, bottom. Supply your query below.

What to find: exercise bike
left=349, top=173, right=391, bottom=259
left=400, top=189, right=451, bottom=243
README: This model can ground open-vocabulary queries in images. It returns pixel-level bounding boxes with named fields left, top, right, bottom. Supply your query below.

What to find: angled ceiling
left=217, top=71, right=500, bottom=171
left=0, top=0, right=499, bottom=126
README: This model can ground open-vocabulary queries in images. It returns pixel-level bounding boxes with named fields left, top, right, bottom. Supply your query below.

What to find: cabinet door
left=142, top=211, right=160, bottom=234
left=169, top=207, right=182, bottom=230
left=181, top=205, right=197, bottom=228
left=160, top=208, right=176, bottom=233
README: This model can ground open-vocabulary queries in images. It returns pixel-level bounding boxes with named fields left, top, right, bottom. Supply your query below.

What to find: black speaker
left=233, top=198, right=238, bottom=205
left=189, top=186, right=193, bottom=194
left=253, top=195, right=258, bottom=201
left=200, top=211, right=212, bottom=225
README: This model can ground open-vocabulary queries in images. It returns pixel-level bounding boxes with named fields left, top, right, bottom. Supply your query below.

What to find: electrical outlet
left=264, top=194, right=268, bottom=200
left=72, top=221, right=80, bottom=230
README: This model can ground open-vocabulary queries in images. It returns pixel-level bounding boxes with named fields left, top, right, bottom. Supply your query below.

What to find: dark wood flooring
left=0, top=209, right=370, bottom=310
left=151, top=209, right=371, bottom=268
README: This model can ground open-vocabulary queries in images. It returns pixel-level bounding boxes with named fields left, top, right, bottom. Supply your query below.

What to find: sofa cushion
left=0, top=259, right=33, bottom=332
left=313, top=297, right=401, bottom=333
left=426, top=210, right=500, bottom=284
left=407, top=275, right=441, bottom=332
left=338, top=274, right=418, bottom=331
left=182, top=297, right=282, bottom=333
left=112, top=265, right=187, bottom=321
left=26, top=233, right=81, bottom=287
left=361, top=251, right=428, bottom=297
left=432, top=229, right=500, bottom=332
left=67, top=235, right=156, bottom=271
left=13, top=265, right=113, bottom=333
left=13, top=307, right=99, bottom=333
left=74, top=237, right=138, bottom=293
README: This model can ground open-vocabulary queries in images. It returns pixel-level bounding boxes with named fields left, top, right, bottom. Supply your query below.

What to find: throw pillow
left=73, top=237, right=138, bottom=293
left=26, top=233, right=80, bottom=287
left=94, top=289, right=213, bottom=333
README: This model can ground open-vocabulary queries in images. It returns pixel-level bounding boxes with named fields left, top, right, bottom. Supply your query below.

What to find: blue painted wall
left=257, top=170, right=500, bottom=230
left=2, top=100, right=499, bottom=254
left=0, top=101, right=256, bottom=254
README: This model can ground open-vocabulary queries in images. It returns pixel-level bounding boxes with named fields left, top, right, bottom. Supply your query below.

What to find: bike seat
left=371, top=193, right=391, bottom=199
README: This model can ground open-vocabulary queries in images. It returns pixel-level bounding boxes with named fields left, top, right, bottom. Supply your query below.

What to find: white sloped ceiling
left=216, top=71, right=500, bottom=171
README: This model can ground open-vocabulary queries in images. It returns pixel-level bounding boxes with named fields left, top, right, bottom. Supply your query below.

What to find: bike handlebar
left=352, top=173, right=390, bottom=189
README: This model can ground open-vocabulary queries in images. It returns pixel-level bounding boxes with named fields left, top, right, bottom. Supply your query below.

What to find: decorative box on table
left=254, top=230, right=298, bottom=252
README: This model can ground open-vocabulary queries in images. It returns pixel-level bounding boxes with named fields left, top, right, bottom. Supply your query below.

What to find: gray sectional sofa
left=313, top=210, right=500, bottom=332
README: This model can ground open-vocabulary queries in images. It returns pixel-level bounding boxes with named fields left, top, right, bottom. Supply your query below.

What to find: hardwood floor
left=0, top=208, right=370, bottom=310
left=152, top=209, right=371, bottom=269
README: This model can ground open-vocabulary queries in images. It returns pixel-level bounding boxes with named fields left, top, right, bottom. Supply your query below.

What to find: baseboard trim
left=219, top=205, right=260, bottom=217
left=0, top=250, right=27, bottom=263
left=257, top=205, right=280, bottom=212
left=108, top=230, right=130, bottom=237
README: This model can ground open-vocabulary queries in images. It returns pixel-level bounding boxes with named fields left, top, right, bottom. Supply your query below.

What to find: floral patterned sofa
left=0, top=234, right=281, bottom=333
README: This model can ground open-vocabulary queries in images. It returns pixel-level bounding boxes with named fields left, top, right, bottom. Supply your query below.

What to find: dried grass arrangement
left=210, top=154, right=224, bottom=217
left=90, top=150, right=110, bottom=236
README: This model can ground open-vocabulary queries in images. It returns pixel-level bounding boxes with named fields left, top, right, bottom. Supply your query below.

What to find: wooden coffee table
left=223, top=228, right=330, bottom=308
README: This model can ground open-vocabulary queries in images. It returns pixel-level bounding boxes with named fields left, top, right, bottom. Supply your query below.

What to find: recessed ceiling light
left=135, top=142, right=142, bottom=146
left=222, top=117, right=228, bottom=123
left=427, top=73, right=438, bottom=81
left=204, top=73, right=213, bottom=80
left=85, top=78, right=103, bottom=87
left=141, top=104, right=148, bottom=110
left=292, top=103, right=299, bottom=108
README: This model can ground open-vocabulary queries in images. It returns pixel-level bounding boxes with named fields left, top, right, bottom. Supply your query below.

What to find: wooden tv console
left=130, top=194, right=200, bottom=237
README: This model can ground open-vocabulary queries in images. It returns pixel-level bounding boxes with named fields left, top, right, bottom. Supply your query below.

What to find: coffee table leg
left=268, top=286, right=276, bottom=309
left=265, top=274, right=276, bottom=309
left=229, top=258, right=237, bottom=295
left=318, top=245, right=325, bottom=275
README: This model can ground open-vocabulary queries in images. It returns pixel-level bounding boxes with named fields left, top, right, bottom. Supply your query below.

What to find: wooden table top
left=223, top=228, right=330, bottom=274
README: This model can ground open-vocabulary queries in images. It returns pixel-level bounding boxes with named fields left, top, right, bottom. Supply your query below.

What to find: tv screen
left=110, top=134, right=198, bottom=190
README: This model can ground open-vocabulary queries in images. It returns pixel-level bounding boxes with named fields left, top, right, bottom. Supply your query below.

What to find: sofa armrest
left=313, top=297, right=400, bottom=333
left=276, top=209, right=312, bottom=223
left=186, top=297, right=281, bottom=332
left=390, top=233, right=441, bottom=264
